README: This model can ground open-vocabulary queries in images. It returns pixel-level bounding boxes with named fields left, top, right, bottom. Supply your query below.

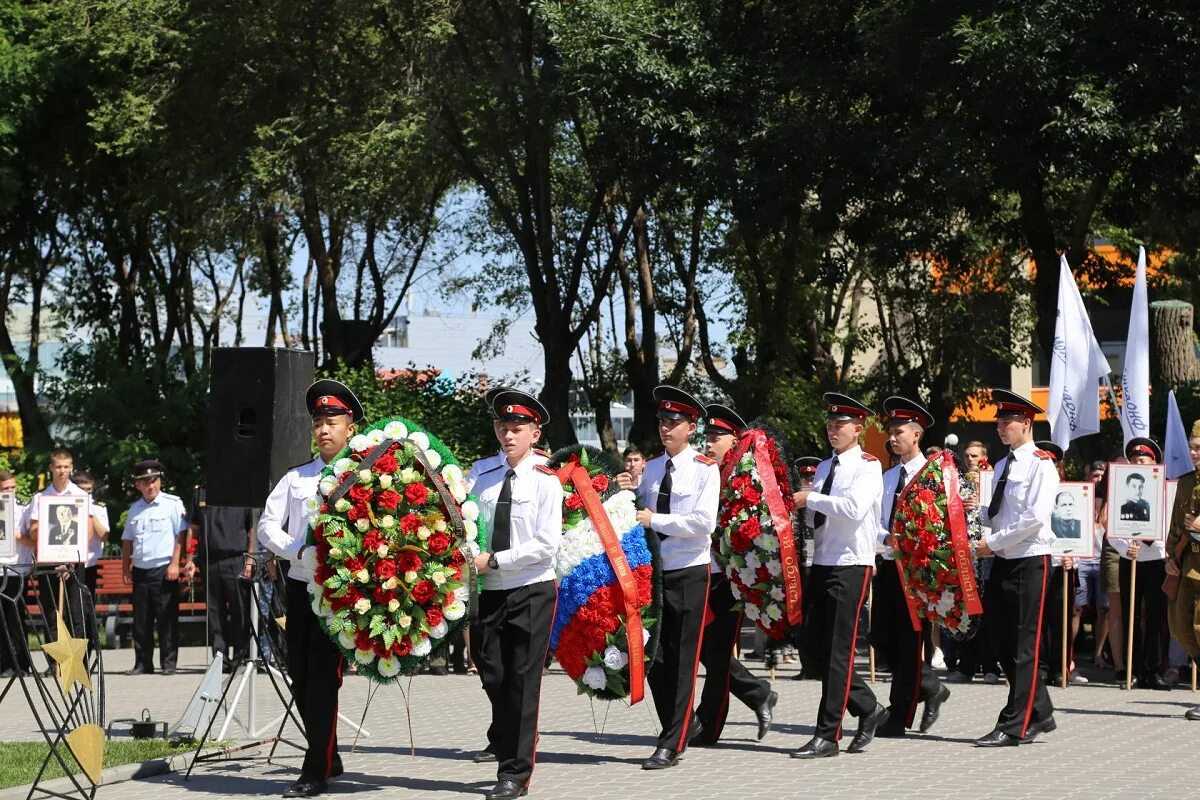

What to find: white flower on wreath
left=424, top=449, right=442, bottom=469
left=354, top=648, right=375, bottom=665
left=460, top=500, right=480, bottom=522
left=301, top=546, right=319, bottom=573
left=602, top=646, right=629, bottom=671
left=349, top=435, right=370, bottom=453
left=377, top=656, right=402, bottom=678
left=454, top=585, right=471, bottom=603
left=310, top=592, right=325, bottom=619
left=354, top=597, right=371, bottom=614
left=404, top=570, right=418, bottom=583
left=378, top=474, right=393, bottom=490
left=355, top=518, right=370, bottom=533
left=441, top=464, right=464, bottom=486
left=333, top=458, right=355, bottom=475
left=744, top=551, right=762, bottom=570
left=319, top=476, right=338, bottom=497
left=463, top=519, right=478, bottom=540
left=407, top=431, right=430, bottom=451
left=444, top=600, right=466, bottom=621
left=431, top=571, right=447, bottom=586
left=769, top=586, right=785, bottom=601
left=378, top=514, right=395, bottom=530
left=729, top=581, right=743, bottom=599
left=412, top=637, right=432, bottom=658
left=430, top=619, right=449, bottom=639
left=744, top=604, right=761, bottom=621
left=335, top=498, right=352, bottom=513
left=338, top=630, right=356, bottom=651
left=367, top=428, right=386, bottom=446
left=582, top=665, right=607, bottom=690
left=765, top=604, right=782, bottom=621
left=398, top=613, right=413, bottom=630
left=738, top=567, right=757, bottom=587
left=383, top=420, right=408, bottom=440
left=936, top=590, right=956, bottom=615
left=399, top=467, right=420, bottom=485
left=642, top=627, right=651, bottom=645
left=358, top=469, right=374, bottom=485
left=766, top=559, right=782, bottom=577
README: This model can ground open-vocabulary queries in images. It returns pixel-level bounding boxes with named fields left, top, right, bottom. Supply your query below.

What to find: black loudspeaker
left=205, top=348, right=315, bottom=508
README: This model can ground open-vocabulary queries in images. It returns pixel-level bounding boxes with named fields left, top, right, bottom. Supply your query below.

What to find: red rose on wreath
left=405, top=482, right=430, bottom=506
left=450, top=549, right=465, bottom=567
left=346, top=504, right=366, bottom=522
left=399, top=513, right=421, bottom=533
left=349, top=484, right=373, bottom=505
left=314, top=523, right=326, bottom=543
left=374, top=453, right=399, bottom=474
left=396, top=551, right=422, bottom=573
left=565, top=492, right=585, bottom=511
left=372, top=586, right=397, bottom=605
left=376, top=489, right=402, bottom=511
left=738, top=517, right=762, bottom=540
left=345, top=556, right=366, bottom=574
left=428, top=532, right=452, bottom=555
left=730, top=474, right=752, bottom=492
left=314, top=564, right=333, bottom=583
left=394, top=638, right=413, bottom=656
left=412, top=579, right=435, bottom=603
left=363, top=530, right=383, bottom=552
left=374, top=559, right=398, bottom=581
left=425, top=607, right=444, bottom=628
left=355, top=629, right=373, bottom=651
left=731, top=529, right=754, bottom=552
left=743, top=486, right=762, bottom=505
left=591, top=474, right=609, bottom=493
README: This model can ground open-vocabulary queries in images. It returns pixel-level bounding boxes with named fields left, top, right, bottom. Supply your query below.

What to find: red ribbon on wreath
left=555, top=459, right=646, bottom=705
left=720, top=431, right=803, bottom=626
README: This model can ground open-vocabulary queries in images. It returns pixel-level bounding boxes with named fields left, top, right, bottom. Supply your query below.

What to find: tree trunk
left=539, top=341, right=577, bottom=450
left=1150, top=300, right=1199, bottom=387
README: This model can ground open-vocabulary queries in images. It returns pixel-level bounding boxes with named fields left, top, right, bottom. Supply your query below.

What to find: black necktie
left=491, top=468, right=516, bottom=552
left=655, top=460, right=674, bottom=541
left=987, top=453, right=1013, bottom=518
left=813, top=456, right=839, bottom=528
left=888, top=465, right=907, bottom=530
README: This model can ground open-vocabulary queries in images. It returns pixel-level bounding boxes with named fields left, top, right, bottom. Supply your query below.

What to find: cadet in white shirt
left=872, top=397, right=950, bottom=737
left=467, top=389, right=561, bottom=800
left=0, top=469, right=33, bottom=676
left=258, top=379, right=362, bottom=798
left=690, top=404, right=776, bottom=747
left=619, top=385, right=719, bottom=770
left=969, top=389, right=1058, bottom=747
left=791, top=393, right=886, bottom=759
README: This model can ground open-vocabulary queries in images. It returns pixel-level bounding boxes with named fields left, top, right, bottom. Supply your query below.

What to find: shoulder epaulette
left=534, top=464, right=557, bottom=475
left=694, top=453, right=716, bottom=466
left=861, top=452, right=879, bottom=462
left=534, top=448, right=551, bottom=458
left=1033, top=450, right=1054, bottom=461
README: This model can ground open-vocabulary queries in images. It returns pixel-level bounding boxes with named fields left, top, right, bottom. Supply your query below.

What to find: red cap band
left=707, top=417, right=738, bottom=433
left=316, top=395, right=350, bottom=412
left=503, top=403, right=543, bottom=424
left=660, top=400, right=699, bottom=420
left=1130, top=444, right=1154, bottom=458
left=996, top=402, right=1034, bottom=419
left=829, top=404, right=867, bottom=420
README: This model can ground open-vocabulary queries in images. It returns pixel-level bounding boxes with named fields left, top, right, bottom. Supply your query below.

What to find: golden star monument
left=40, top=578, right=92, bottom=693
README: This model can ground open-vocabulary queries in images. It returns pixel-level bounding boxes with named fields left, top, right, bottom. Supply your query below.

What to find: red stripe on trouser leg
left=677, top=570, right=712, bottom=752
left=835, top=567, right=873, bottom=739
left=525, top=586, right=558, bottom=788
left=1020, top=556, right=1049, bottom=738
left=324, top=655, right=344, bottom=780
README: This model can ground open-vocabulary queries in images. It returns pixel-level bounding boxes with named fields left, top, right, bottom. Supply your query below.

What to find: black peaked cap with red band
left=654, top=385, right=703, bottom=422
left=1124, top=437, right=1162, bottom=463
left=489, top=387, right=549, bottom=425
left=704, top=403, right=748, bottom=436
left=131, top=459, right=166, bottom=480
left=883, top=395, right=934, bottom=429
left=794, top=456, right=820, bottom=476
left=1034, top=440, right=1064, bottom=463
left=306, top=379, right=365, bottom=423
left=823, top=392, right=872, bottom=422
left=989, top=388, right=1042, bottom=421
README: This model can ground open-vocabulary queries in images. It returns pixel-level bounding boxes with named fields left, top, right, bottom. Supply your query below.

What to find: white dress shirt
left=808, top=445, right=883, bottom=567
left=2, top=501, right=33, bottom=574
left=878, top=453, right=929, bottom=560
left=468, top=451, right=562, bottom=590
left=980, top=440, right=1058, bottom=558
left=87, top=503, right=111, bottom=567
left=637, top=446, right=721, bottom=571
left=258, top=457, right=326, bottom=584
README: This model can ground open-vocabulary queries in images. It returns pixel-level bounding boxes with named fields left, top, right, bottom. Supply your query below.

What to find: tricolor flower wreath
left=716, top=429, right=801, bottom=639
left=891, top=450, right=983, bottom=635
left=548, top=446, right=662, bottom=702
left=302, top=416, right=486, bottom=682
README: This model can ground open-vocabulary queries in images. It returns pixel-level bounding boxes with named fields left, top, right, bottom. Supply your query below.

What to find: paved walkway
left=2, top=646, right=1197, bottom=799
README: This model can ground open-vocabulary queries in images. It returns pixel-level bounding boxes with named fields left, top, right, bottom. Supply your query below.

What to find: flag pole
left=1125, top=560, right=1137, bottom=691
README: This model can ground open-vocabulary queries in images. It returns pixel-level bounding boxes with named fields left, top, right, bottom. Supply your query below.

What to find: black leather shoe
left=282, top=778, right=327, bottom=797
left=1023, top=716, right=1057, bottom=740
left=973, top=729, right=1021, bottom=747
left=161, top=667, right=177, bottom=676
left=920, top=685, right=951, bottom=733
left=756, top=691, right=778, bottom=740
left=689, top=720, right=718, bottom=747
left=641, top=747, right=680, bottom=770
left=875, top=722, right=907, bottom=738
left=1185, top=707, right=1200, bottom=721
left=126, top=665, right=153, bottom=676
left=472, top=749, right=498, bottom=763
left=485, top=780, right=528, bottom=800
left=790, top=735, right=838, bottom=759
left=846, top=703, right=888, bottom=753
left=329, top=758, right=344, bottom=780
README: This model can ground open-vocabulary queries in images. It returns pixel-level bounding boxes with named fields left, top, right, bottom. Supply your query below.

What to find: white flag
left=1120, top=246, right=1151, bottom=444
left=1163, top=389, right=1192, bottom=479
left=1047, top=255, right=1112, bottom=450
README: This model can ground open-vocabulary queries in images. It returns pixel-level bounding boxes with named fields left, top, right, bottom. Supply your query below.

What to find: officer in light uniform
left=968, top=389, right=1058, bottom=747
left=873, top=397, right=950, bottom=738
left=791, top=393, right=886, bottom=758
left=467, top=388, right=562, bottom=800
left=0, top=470, right=33, bottom=676
left=617, top=385, right=718, bottom=770
left=690, top=404, right=776, bottom=747
left=258, top=379, right=363, bottom=798
left=121, top=459, right=189, bottom=675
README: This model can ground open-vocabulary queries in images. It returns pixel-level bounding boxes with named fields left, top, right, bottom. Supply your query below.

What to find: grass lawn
left=0, top=739, right=195, bottom=789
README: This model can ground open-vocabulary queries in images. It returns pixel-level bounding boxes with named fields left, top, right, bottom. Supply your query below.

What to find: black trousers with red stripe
left=986, top=554, right=1054, bottom=737
left=470, top=580, right=556, bottom=786
left=870, top=562, right=942, bottom=728
left=285, top=578, right=345, bottom=781
left=806, top=564, right=876, bottom=741
left=648, top=564, right=710, bottom=752
left=695, top=571, right=772, bottom=740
